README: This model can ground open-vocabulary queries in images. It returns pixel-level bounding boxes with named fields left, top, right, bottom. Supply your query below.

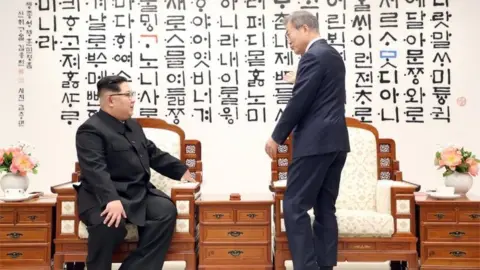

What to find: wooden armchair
left=50, top=118, right=203, bottom=270
left=270, top=118, right=421, bottom=270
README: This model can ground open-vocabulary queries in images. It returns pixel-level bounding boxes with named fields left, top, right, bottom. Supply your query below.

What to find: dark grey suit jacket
left=75, top=109, right=188, bottom=226
left=272, top=39, right=350, bottom=157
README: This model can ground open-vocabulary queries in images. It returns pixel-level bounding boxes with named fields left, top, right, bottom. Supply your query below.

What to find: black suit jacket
left=75, top=109, right=188, bottom=226
left=272, top=39, right=350, bottom=157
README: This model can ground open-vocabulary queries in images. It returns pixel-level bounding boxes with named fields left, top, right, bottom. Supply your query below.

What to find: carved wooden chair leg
left=407, top=253, right=419, bottom=270
left=185, top=254, right=197, bottom=270
left=274, top=256, right=286, bottom=270
left=53, top=254, right=65, bottom=270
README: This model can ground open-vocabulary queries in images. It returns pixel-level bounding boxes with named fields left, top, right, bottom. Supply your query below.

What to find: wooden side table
left=0, top=195, right=57, bottom=270
left=196, top=193, right=274, bottom=269
left=415, top=193, right=480, bottom=269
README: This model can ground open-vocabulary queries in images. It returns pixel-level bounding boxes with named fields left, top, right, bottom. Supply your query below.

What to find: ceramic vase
left=444, top=172, right=473, bottom=195
left=0, top=173, right=29, bottom=192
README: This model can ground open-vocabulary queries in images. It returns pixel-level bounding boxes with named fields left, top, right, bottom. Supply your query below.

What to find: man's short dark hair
left=96, top=75, right=128, bottom=96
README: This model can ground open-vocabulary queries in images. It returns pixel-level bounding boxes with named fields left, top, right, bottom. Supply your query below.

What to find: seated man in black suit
left=75, top=75, right=196, bottom=270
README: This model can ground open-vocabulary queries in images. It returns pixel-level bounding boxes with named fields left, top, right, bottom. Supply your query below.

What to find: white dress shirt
left=305, top=37, right=323, bottom=52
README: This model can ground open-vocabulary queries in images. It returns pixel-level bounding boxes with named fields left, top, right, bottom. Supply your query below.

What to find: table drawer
left=0, top=227, right=49, bottom=242
left=16, top=210, right=48, bottom=224
left=236, top=209, right=268, bottom=223
left=201, top=225, right=269, bottom=242
left=425, top=225, right=480, bottom=242
left=0, top=210, right=15, bottom=225
left=425, top=245, right=480, bottom=260
left=424, top=208, right=456, bottom=222
left=458, top=210, right=480, bottom=223
left=0, top=246, right=49, bottom=264
left=200, top=244, right=269, bottom=265
left=202, top=209, right=235, bottom=223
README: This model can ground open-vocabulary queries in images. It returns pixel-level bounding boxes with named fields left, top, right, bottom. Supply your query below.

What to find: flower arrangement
left=434, top=146, right=479, bottom=177
left=0, top=142, right=39, bottom=176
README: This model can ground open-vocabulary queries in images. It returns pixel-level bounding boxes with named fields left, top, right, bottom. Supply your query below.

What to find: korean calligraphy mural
left=14, top=0, right=455, bottom=127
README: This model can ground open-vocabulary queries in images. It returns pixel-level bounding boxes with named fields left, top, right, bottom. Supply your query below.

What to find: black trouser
left=80, top=195, right=177, bottom=270
left=283, top=152, right=347, bottom=270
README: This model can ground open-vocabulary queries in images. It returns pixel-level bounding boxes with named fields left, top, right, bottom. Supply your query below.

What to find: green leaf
left=436, top=152, right=441, bottom=159
left=443, top=170, right=455, bottom=177
left=0, top=167, right=6, bottom=173
left=32, top=168, right=38, bottom=174
left=456, top=164, right=469, bottom=173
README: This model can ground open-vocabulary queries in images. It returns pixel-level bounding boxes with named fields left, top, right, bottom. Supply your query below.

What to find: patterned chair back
left=335, top=126, right=378, bottom=211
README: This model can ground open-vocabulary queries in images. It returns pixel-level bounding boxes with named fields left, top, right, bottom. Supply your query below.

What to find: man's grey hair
left=284, top=10, right=319, bottom=32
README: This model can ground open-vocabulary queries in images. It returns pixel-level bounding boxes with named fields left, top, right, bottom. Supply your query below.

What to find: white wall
left=1, top=0, right=479, bottom=196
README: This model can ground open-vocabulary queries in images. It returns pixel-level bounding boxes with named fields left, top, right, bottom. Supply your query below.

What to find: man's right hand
left=100, top=200, right=127, bottom=228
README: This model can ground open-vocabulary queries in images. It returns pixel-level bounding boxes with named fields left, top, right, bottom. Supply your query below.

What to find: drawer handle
left=449, top=250, right=466, bottom=257
left=227, top=231, right=244, bottom=237
left=228, top=250, right=244, bottom=257
left=449, top=231, right=465, bottom=238
left=6, top=232, right=23, bottom=239
left=7, top=252, right=23, bottom=259
left=27, top=215, right=38, bottom=221
left=212, top=213, right=224, bottom=219
left=246, top=213, right=257, bottom=219
left=468, top=213, right=479, bottom=219
left=433, top=213, right=445, bottom=219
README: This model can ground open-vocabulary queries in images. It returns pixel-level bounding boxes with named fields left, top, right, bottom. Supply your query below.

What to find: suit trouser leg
left=283, top=152, right=342, bottom=270
left=81, top=208, right=127, bottom=270
left=119, top=195, right=177, bottom=270
left=314, top=151, right=347, bottom=268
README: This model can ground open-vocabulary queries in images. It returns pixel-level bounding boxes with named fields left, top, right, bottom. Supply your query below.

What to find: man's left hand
left=265, top=137, right=279, bottom=160
left=181, top=170, right=196, bottom=183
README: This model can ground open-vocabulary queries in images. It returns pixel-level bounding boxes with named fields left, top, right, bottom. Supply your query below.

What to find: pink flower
left=0, top=150, right=4, bottom=165
left=9, top=153, right=35, bottom=176
left=466, top=158, right=479, bottom=177
left=5, top=147, right=21, bottom=157
left=440, top=147, right=463, bottom=170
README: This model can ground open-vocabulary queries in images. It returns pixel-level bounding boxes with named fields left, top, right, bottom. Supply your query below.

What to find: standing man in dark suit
left=75, top=75, right=196, bottom=270
left=265, top=10, right=350, bottom=270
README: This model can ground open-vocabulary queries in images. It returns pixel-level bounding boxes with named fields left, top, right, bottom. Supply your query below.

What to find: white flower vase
left=0, top=173, right=29, bottom=192
left=444, top=172, right=473, bottom=195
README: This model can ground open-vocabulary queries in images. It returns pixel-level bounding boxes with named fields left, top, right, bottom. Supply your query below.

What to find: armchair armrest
left=269, top=180, right=286, bottom=237
left=51, top=181, right=80, bottom=240
left=376, top=180, right=420, bottom=237
left=171, top=182, right=201, bottom=238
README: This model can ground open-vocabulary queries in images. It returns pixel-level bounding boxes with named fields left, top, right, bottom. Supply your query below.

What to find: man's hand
left=181, top=170, right=196, bottom=183
left=265, top=137, right=279, bottom=160
left=283, top=71, right=296, bottom=84
left=101, top=200, right=126, bottom=228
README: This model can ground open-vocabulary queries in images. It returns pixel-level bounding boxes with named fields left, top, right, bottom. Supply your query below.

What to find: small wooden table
left=0, top=195, right=56, bottom=270
left=415, top=193, right=480, bottom=269
left=196, top=193, right=274, bottom=269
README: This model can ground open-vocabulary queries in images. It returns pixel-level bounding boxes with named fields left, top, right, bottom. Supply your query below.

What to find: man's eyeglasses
left=110, top=91, right=135, bottom=98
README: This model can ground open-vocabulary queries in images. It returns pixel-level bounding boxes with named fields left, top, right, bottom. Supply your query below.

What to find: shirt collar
left=306, top=37, right=323, bottom=52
